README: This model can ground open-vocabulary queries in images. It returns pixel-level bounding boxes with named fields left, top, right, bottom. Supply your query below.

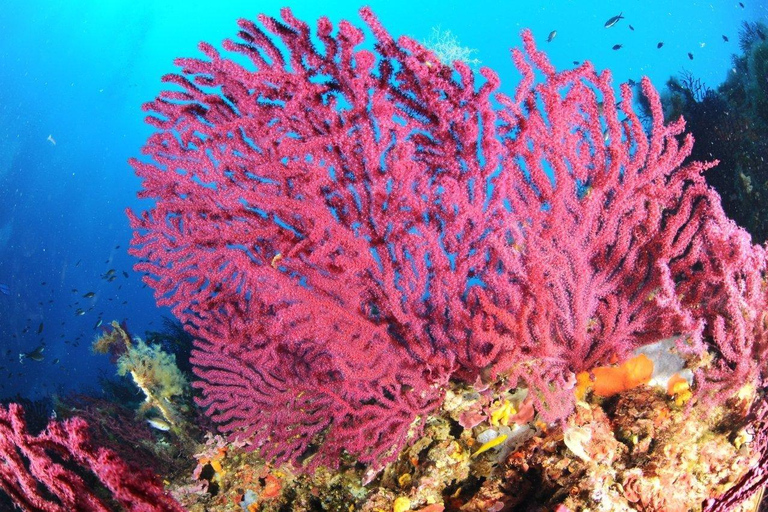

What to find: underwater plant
left=127, top=10, right=768, bottom=506
left=92, top=320, right=196, bottom=444
left=421, top=25, right=480, bottom=66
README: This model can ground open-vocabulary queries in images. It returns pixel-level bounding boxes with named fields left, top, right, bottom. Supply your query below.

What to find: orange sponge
left=591, top=353, right=654, bottom=397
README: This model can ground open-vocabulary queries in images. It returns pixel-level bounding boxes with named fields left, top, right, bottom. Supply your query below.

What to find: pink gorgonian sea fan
left=128, top=7, right=768, bottom=471
left=0, top=403, right=184, bottom=512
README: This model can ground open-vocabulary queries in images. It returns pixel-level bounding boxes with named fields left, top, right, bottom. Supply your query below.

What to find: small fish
left=612, top=44, right=623, bottom=50
left=146, top=418, right=172, bottom=431
left=657, top=42, right=664, bottom=49
left=20, top=344, right=45, bottom=363
left=52, top=358, right=60, bottom=365
left=627, top=78, right=638, bottom=86
left=472, top=433, right=508, bottom=457
left=41, top=281, right=47, bottom=286
left=46, top=134, right=56, bottom=146
left=688, top=52, right=694, bottom=60
left=83, top=292, right=95, bottom=298
left=115, top=245, right=120, bottom=249
left=739, top=2, right=744, bottom=7
left=605, top=12, right=624, bottom=28
left=758, top=29, right=766, bottom=41
left=628, top=24, right=634, bottom=31
left=722, top=35, right=729, bottom=42
left=573, top=60, right=580, bottom=65
left=75, top=259, right=82, bottom=267
left=75, top=308, right=85, bottom=316
left=547, top=30, right=557, bottom=43
left=94, top=319, right=103, bottom=329
left=0, top=283, right=9, bottom=296
left=122, top=271, right=129, bottom=278
left=37, top=322, right=44, bottom=334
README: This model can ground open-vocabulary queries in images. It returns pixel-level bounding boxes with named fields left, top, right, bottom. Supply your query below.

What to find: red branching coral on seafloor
left=127, top=6, right=768, bottom=479
left=0, top=403, right=184, bottom=512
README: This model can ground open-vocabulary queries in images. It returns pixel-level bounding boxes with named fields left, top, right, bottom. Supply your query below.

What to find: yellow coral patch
left=490, top=399, right=516, bottom=426
left=674, top=390, right=692, bottom=407
left=574, top=371, right=592, bottom=400
left=666, top=373, right=692, bottom=406
left=666, top=374, right=689, bottom=396
left=393, top=496, right=411, bottom=512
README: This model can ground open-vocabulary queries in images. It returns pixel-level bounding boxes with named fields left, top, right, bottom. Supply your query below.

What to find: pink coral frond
left=129, top=7, right=768, bottom=470
left=0, top=404, right=183, bottom=512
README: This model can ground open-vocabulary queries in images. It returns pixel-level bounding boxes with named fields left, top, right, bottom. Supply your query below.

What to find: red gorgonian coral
left=128, top=8, right=768, bottom=471
left=0, top=403, right=183, bottom=512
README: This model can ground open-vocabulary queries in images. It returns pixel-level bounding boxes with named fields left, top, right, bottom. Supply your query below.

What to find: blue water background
left=0, top=0, right=764, bottom=400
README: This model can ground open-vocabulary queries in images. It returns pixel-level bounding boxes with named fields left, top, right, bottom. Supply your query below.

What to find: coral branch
left=0, top=403, right=184, bottom=512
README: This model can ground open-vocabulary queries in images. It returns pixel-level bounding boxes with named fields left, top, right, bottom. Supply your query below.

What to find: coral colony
left=2, top=7, right=768, bottom=511
left=0, top=403, right=184, bottom=511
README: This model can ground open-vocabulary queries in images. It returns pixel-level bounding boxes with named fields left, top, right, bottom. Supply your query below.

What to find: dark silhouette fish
left=605, top=13, right=624, bottom=28
left=20, top=344, right=45, bottom=363
left=0, top=284, right=8, bottom=296
left=612, top=44, right=622, bottom=50
left=657, top=42, right=664, bottom=49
